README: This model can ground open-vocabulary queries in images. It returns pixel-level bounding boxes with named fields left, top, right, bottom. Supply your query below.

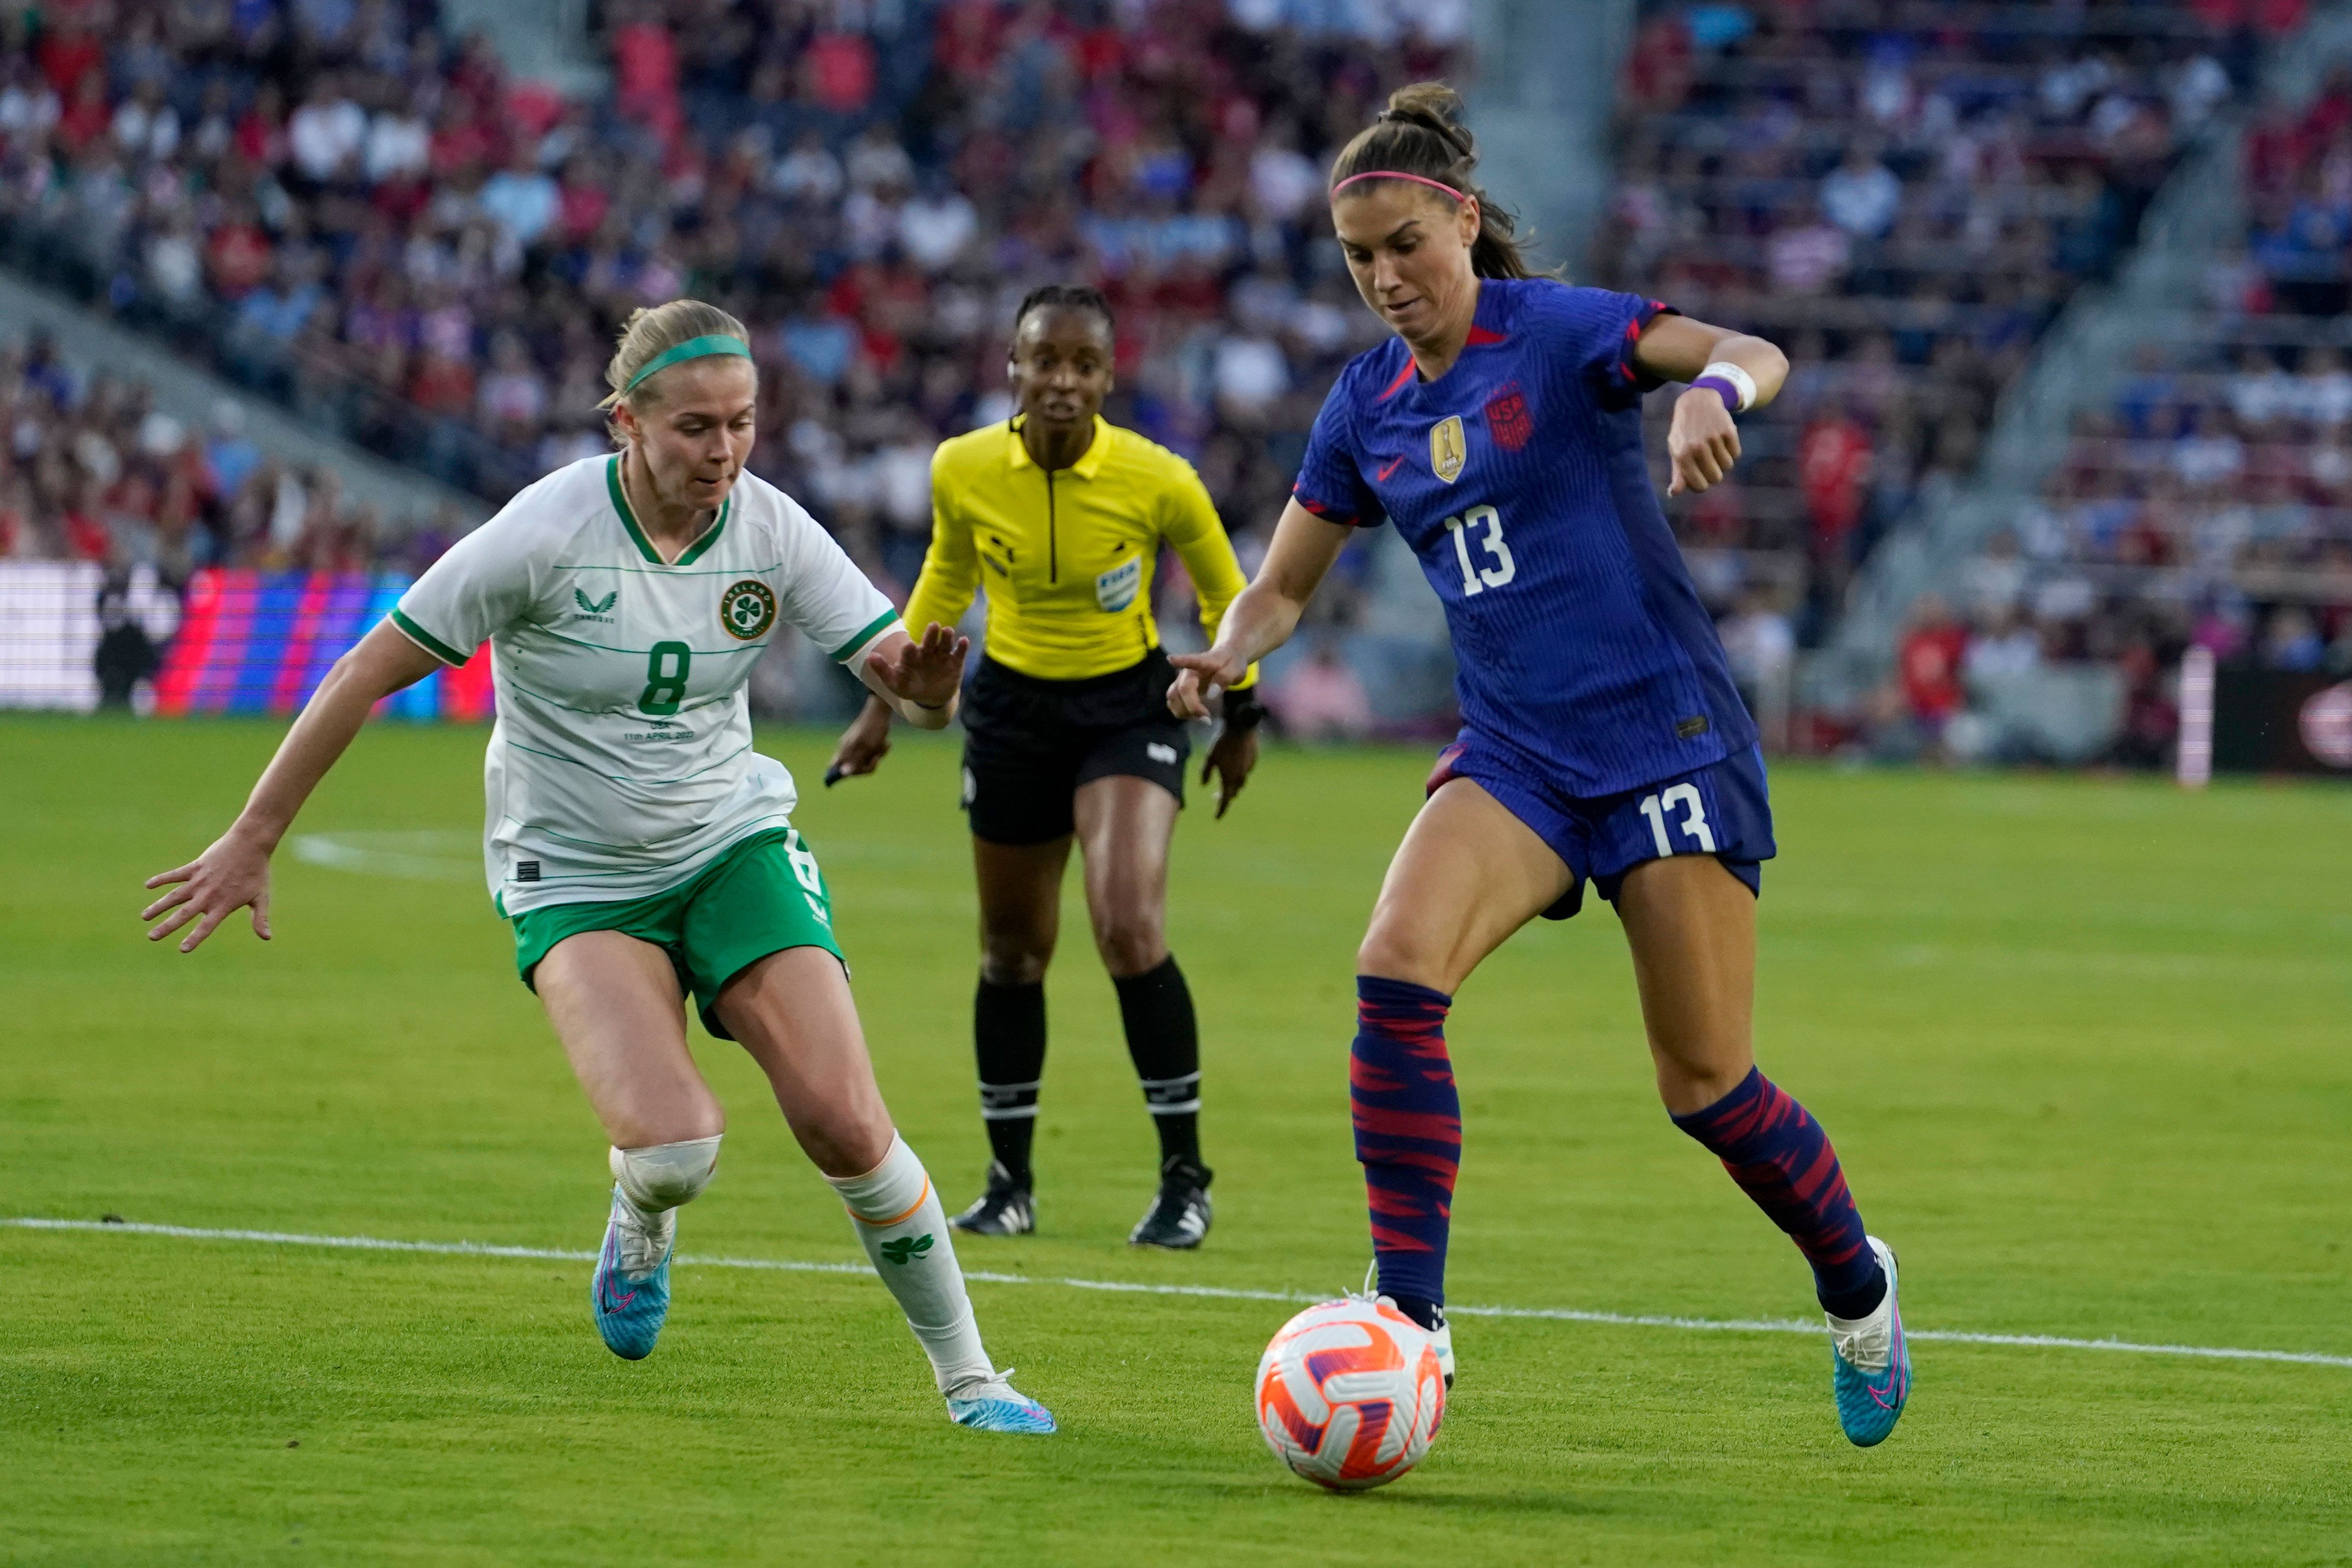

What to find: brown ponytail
left=1328, top=82, right=1538, bottom=281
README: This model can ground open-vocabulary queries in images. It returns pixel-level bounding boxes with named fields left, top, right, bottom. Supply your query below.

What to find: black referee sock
left=1113, top=955, right=1202, bottom=1170
left=974, top=977, right=1046, bottom=1188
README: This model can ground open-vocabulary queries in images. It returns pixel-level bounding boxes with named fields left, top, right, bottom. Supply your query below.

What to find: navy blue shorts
left=1426, top=734, right=1776, bottom=920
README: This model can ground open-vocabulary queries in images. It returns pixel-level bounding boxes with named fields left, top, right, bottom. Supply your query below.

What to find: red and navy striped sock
left=1673, top=1067, right=1887, bottom=1319
left=1352, top=975, right=1460, bottom=1325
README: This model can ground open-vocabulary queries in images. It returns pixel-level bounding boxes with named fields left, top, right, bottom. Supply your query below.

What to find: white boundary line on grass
left=14, top=1216, right=2352, bottom=1371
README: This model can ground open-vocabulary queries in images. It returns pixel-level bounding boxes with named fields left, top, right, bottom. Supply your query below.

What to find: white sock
left=826, top=1134, right=995, bottom=1397
left=607, top=1136, right=721, bottom=1276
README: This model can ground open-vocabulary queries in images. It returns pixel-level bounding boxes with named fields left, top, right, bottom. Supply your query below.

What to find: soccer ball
left=1254, top=1297, right=1446, bottom=1491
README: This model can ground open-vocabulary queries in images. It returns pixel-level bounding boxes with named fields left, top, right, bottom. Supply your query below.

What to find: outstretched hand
left=868, top=621, right=969, bottom=710
left=1666, top=385, right=1743, bottom=497
left=141, top=831, right=273, bottom=953
left=1167, top=647, right=1248, bottom=721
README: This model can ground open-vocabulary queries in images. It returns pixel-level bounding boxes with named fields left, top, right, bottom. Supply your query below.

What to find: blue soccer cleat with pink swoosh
left=945, top=1370, right=1057, bottom=1434
left=1827, top=1236, right=1909, bottom=1446
left=591, top=1186, right=673, bottom=1361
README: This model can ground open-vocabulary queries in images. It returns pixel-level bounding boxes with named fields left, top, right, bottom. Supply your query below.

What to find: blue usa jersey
left=1293, top=277, right=1756, bottom=797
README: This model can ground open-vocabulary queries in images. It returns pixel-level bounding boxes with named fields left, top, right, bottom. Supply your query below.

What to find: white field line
left=13, top=1216, right=2352, bottom=1371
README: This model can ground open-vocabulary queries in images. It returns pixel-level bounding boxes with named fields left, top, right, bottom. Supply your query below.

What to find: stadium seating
left=1594, top=0, right=2267, bottom=690
left=0, top=0, right=1463, bottom=643
left=1935, top=29, right=2352, bottom=766
left=0, top=329, right=412, bottom=575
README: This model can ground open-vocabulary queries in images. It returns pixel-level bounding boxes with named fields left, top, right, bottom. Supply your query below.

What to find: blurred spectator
left=1717, top=586, right=1794, bottom=746
left=1897, top=593, right=1969, bottom=747
left=1265, top=638, right=1372, bottom=742
left=1964, top=606, right=2042, bottom=683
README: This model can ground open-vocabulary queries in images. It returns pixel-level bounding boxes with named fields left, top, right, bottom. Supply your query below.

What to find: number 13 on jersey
left=1443, top=505, right=1515, bottom=596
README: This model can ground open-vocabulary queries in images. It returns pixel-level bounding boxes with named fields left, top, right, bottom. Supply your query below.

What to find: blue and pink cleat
left=1827, top=1236, right=1910, bottom=1446
left=946, top=1372, right=1057, bottom=1434
left=590, top=1187, right=673, bottom=1361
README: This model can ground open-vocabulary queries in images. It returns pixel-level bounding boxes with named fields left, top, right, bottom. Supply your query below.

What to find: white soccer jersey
left=389, top=454, right=898, bottom=916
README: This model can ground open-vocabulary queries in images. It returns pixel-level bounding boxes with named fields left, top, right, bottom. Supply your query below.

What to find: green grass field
left=4, top=714, right=2349, bottom=1566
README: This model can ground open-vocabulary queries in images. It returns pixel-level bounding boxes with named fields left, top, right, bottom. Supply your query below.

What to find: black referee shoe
left=949, top=1160, right=1034, bottom=1237
left=1129, top=1156, right=1213, bottom=1249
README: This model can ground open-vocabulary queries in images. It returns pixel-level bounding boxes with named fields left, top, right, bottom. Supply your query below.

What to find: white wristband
left=1697, top=360, right=1756, bottom=413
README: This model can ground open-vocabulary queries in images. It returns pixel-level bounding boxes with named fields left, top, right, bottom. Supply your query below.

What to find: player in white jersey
left=140, top=300, right=1054, bottom=1434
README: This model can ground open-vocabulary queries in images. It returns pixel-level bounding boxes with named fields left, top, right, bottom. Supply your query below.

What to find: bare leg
left=1350, top=778, right=1572, bottom=1320
left=536, top=930, right=725, bottom=1360
left=716, top=945, right=1018, bottom=1409
left=1611, top=855, right=1757, bottom=1115
left=974, top=836, right=1070, bottom=986
left=961, top=835, right=1070, bottom=1200
left=1617, top=855, right=1889, bottom=1334
left=713, top=946, right=893, bottom=1179
left=1075, top=774, right=1206, bottom=1222
left=1073, top=775, right=1176, bottom=978
left=535, top=930, right=723, bottom=1148
left=1356, top=778, right=1571, bottom=990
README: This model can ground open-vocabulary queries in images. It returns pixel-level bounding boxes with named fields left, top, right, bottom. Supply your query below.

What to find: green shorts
left=509, top=826, right=842, bottom=1041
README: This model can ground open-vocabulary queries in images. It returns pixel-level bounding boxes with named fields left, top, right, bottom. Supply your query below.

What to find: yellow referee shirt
left=907, top=415, right=1257, bottom=687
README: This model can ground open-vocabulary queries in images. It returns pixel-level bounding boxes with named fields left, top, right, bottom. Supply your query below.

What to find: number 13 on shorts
left=1637, top=784, right=1715, bottom=856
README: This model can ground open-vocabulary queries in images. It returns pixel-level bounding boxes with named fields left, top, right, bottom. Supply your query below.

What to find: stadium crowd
left=1595, top=0, right=2280, bottom=670
left=1925, top=42, right=2352, bottom=766
left=0, top=330, right=435, bottom=576
left=0, top=0, right=1462, bottom=634
left=7, top=0, right=2335, bottom=761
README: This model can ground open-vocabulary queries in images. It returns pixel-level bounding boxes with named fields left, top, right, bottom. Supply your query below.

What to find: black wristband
left=1222, top=684, right=1266, bottom=732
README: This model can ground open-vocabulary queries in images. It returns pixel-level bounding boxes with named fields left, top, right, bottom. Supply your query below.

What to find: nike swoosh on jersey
left=1375, top=456, right=1405, bottom=482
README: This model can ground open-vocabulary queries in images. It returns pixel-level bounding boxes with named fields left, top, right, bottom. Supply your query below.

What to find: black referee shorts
left=961, top=651, right=1190, bottom=846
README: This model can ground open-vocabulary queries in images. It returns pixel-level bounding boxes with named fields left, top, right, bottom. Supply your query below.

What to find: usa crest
left=1429, top=415, right=1467, bottom=485
left=1485, top=384, right=1531, bottom=453
left=719, top=579, right=777, bottom=640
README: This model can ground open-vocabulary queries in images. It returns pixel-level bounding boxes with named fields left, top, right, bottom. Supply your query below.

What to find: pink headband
left=1330, top=170, right=1468, bottom=202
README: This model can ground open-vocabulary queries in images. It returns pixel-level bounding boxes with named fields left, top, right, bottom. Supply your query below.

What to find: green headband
left=623, top=333, right=752, bottom=394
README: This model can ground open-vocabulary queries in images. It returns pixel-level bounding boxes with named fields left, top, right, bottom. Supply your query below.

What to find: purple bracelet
left=1692, top=375, right=1743, bottom=413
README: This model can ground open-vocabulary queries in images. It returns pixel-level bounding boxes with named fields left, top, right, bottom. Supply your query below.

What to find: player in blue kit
left=1170, top=84, right=1909, bottom=1446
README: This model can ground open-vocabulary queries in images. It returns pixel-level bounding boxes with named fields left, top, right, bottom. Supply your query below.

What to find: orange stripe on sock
left=849, top=1178, right=932, bottom=1228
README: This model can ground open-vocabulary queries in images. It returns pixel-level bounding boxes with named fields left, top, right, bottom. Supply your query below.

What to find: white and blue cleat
left=591, top=1186, right=674, bottom=1361
left=946, top=1371, right=1057, bottom=1434
left=1827, top=1236, right=1910, bottom=1447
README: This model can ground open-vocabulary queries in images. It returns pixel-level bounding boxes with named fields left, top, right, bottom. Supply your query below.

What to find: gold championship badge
left=1429, top=415, right=1466, bottom=485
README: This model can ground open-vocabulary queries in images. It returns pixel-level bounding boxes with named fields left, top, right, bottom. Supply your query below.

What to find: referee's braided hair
left=1329, top=82, right=1538, bottom=282
left=1011, top=283, right=1115, bottom=345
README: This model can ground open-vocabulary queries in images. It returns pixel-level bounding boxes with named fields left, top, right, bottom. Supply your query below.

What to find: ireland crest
left=719, top=579, right=777, bottom=640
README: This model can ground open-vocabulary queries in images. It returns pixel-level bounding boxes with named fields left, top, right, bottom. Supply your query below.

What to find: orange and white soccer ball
left=1254, top=1296, right=1447, bottom=1491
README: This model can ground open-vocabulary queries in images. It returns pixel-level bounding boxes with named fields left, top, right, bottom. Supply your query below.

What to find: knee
left=1653, top=1054, right=1751, bottom=1118
left=1094, top=912, right=1165, bottom=978
left=608, top=1096, right=724, bottom=1152
left=610, top=1133, right=723, bottom=1211
left=979, top=943, right=1050, bottom=987
left=1355, top=916, right=1451, bottom=993
left=799, top=1109, right=894, bottom=1181
left=980, top=916, right=1052, bottom=985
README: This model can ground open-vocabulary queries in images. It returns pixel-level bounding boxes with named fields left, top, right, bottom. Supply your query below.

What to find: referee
left=827, top=283, right=1261, bottom=1248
